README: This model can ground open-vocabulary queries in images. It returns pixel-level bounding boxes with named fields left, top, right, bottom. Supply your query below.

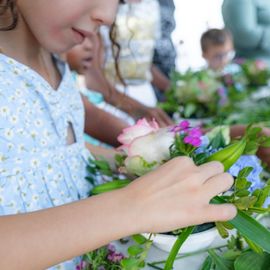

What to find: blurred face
left=66, top=35, right=97, bottom=74
left=203, top=40, right=234, bottom=71
left=17, top=0, right=119, bottom=53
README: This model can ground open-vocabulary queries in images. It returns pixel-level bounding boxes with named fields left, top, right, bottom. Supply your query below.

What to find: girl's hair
left=0, top=0, right=18, bottom=31
left=109, top=22, right=126, bottom=87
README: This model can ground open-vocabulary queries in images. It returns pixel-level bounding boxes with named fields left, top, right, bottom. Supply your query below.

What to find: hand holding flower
left=124, top=157, right=236, bottom=234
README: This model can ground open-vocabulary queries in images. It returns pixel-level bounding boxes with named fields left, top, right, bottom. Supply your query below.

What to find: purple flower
left=76, top=261, right=87, bottom=270
left=107, top=251, right=125, bottom=263
left=107, top=243, right=116, bottom=252
left=184, top=136, right=202, bottom=147
left=183, top=127, right=203, bottom=148
left=170, top=120, right=190, bottom=133
left=228, top=155, right=264, bottom=192
left=180, top=120, right=190, bottom=130
left=107, top=244, right=125, bottom=263
left=188, top=127, right=202, bottom=138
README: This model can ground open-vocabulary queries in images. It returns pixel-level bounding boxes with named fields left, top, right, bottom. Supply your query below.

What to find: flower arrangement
left=159, top=69, right=225, bottom=119
left=76, top=244, right=125, bottom=270
left=236, top=58, right=270, bottom=87
left=218, top=63, right=249, bottom=103
left=86, top=119, right=270, bottom=270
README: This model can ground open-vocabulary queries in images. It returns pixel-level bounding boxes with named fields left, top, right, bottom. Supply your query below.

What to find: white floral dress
left=0, top=54, right=92, bottom=269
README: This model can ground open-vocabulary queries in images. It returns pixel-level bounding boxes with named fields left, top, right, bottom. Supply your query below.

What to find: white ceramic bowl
left=143, top=227, right=228, bottom=254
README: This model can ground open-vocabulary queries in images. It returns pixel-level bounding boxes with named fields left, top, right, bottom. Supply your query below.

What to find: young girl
left=0, top=1, right=237, bottom=269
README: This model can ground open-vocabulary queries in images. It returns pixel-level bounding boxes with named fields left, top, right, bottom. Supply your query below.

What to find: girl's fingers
left=203, top=204, right=237, bottom=223
left=202, top=172, right=234, bottom=199
left=198, top=161, right=225, bottom=183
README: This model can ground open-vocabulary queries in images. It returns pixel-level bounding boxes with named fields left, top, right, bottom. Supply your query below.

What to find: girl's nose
left=90, top=0, right=119, bottom=27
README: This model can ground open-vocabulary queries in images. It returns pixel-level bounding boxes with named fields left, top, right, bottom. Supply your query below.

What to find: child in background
left=201, top=28, right=236, bottom=72
left=66, top=33, right=135, bottom=126
left=67, top=30, right=172, bottom=127
left=0, top=1, right=238, bottom=269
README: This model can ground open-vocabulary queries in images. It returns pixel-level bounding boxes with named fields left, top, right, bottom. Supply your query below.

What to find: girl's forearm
left=0, top=189, right=138, bottom=270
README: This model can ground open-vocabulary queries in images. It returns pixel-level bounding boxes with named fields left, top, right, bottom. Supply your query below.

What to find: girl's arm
left=0, top=158, right=236, bottom=270
left=82, top=95, right=128, bottom=147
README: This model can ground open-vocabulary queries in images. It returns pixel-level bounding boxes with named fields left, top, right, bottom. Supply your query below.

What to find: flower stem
left=164, top=226, right=195, bottom=270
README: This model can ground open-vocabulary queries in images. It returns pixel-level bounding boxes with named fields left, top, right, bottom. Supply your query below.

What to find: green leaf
left=128, top=245, right=144, bottom=257
left=253, top=185, right=270, bottom=208
left=132, top=234, right=147, bottom=245
left=246, top=127, right=262, bottom=140
left=164, top=226, right=195, bottom=270
left=234, top=196, right=257, bottom=210
left=244, top=141, right=259, bottom=155
left=215, top=222, right=229, bottom=238
left=234, top=251, right=266, bottom=270
left=261, top=137, right=270, bottom=147
left=235, top=177, right=249, bottom=191
left=243, top=236, right=264, bottom=254
left=121, top=258, right=140, bottom=270
left=91, top=180, right=131, bottom=195
left=235, top=190, right=250, bottom=197
left=238, top=167, right=253, bottom=178
left=208, top=249, right=234, bottom=270
left=212, top=197, right=270, bottom=253
left=200, top=256, right=213, bottom=270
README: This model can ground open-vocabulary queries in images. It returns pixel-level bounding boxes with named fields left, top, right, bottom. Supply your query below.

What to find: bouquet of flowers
left=236, top=58, right=270, bottom=87
left=86, top=119, right=270, bottom=270
left=160, top=69, right=226, bottom=119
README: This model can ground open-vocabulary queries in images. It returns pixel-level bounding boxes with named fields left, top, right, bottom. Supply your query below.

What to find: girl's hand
left=124, top=157, right=236, bottom=233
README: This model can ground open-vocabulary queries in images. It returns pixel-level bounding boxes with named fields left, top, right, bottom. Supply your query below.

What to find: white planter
left=143, top=227, right=229, bottom=254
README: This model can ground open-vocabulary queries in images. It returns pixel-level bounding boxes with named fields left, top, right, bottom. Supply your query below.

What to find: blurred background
left=173, top=0, right=223, bottom=71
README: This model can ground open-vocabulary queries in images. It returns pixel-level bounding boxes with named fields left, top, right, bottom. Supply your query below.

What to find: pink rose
left=117, top=118, right=159, bottom=146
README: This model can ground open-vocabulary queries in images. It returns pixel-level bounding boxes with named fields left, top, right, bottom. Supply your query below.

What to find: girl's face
left=17, top=0, right=119, bottom=53
left=67, top=35, right=97, bottom=74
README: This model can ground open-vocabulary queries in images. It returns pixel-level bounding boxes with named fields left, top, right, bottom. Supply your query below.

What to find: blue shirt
left=0, top=54, right=92, bottom=269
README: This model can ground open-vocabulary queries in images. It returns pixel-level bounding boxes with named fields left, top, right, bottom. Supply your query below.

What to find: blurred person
left=222, top=0, right=270, bottom=66
left=200, top=28, right=235, bottom=72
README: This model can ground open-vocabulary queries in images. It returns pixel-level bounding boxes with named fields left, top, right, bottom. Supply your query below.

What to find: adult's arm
left=151, top=64, right=171, bottom=92
left=84, top=70, right=173, bottom=127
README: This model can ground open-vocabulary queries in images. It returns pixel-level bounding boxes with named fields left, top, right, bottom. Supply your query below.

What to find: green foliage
left=82, top=246, right=122, bottom=270
left=121, top=235, right=153, bottom=270
left=161, top=69, right=223, bottom=118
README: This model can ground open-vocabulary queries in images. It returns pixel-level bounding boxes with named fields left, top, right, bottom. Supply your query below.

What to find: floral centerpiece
left=218, top=63, right=249, bottom=103
left=86, top=119, right=270, bottom=270
left=236, top=58, right=270, bottom=87
left=159, top=69, right=226, bottom=120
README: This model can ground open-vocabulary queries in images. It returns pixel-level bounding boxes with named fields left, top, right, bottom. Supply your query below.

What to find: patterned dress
left=0, top=54, right=92, bottom=269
